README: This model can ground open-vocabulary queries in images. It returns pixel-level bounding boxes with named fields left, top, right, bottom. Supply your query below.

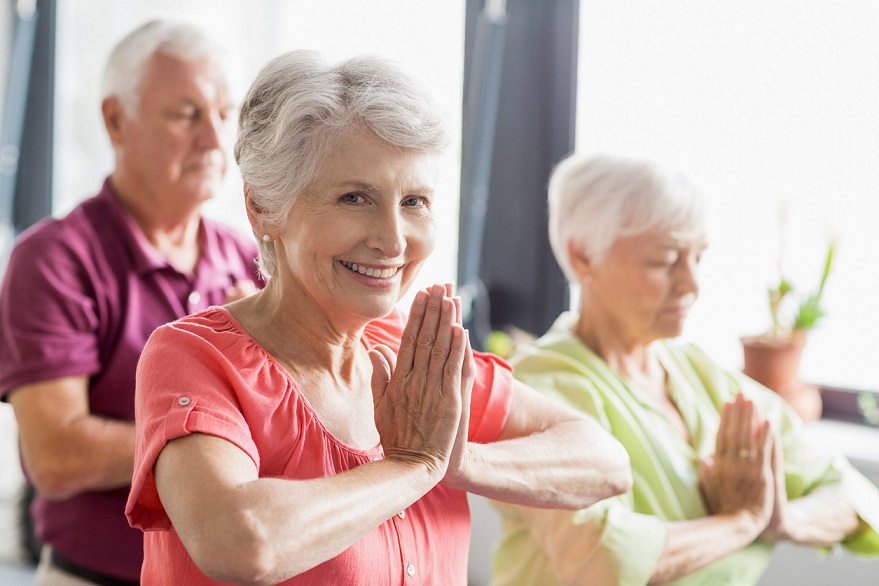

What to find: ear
left=102, top=96, right=126, bottom=148
left=567, top=240, right=593, bottom=282
left=244, top=184, right=273, bottom=238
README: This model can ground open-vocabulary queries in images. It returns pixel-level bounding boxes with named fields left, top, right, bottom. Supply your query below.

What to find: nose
left=675, top=254, right=700, bottom=297
left=196, top=110, right=227, bottom=151
left=366, top=206, right=406, bottom=258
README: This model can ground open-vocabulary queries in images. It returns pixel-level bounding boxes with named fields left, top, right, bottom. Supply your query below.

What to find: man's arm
left=9, top=376, right=135, bottom=500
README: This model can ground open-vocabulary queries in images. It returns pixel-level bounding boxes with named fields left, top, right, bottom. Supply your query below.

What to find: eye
left=402, top=195, right=429, bottom=208
left=168, top=108, right=199, bottom=122
left=341, top=192, right=367, bottom=204
left=650, top=256, right=676, bottom=267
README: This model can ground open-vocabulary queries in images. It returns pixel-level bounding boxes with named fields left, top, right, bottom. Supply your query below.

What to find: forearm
left=779, top=488, right=861, bottom=546
left=24, top=415, right=135, bottom=499
left=448, top=419, right=631, bottom=509
left=11, top=376, right=136, bottom=499
left=649, top=511, right=765, bottom=585
left=61, top=414, right=136, bottom=491
left=175, top=456, right=441, bottom=585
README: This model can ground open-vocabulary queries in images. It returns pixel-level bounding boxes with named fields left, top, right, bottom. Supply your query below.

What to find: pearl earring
left=262, top=234, right=271, bottom=243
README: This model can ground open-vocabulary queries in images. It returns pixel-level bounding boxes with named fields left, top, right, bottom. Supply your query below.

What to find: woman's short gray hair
left=102, top=19, right=233, bottom=115
left=548, top=153, right=706, bottom=283
left=236, top=50, right=449, bottom=278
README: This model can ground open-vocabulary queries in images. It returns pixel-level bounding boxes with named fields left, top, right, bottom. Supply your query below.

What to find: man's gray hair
left=101, top=18, right=234, bottom=115
left=548, top=153, right=706, bottom=283
left=236, top=50, right=449, bottom=278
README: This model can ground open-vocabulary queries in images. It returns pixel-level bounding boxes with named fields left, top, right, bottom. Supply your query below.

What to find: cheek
left=411, top=221, right=437, bottom=260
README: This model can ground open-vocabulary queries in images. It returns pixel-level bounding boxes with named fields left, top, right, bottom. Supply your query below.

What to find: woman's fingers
left=412, top=284, right=446, bottom=374
left=397, top=289, right=429, bottom=376
left=376, top=284, right=474, bottom=476
left=429, top=297, right=457, bottom=385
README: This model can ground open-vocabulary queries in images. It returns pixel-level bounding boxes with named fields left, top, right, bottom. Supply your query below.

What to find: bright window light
left=577, top=1, right=879, bottom=392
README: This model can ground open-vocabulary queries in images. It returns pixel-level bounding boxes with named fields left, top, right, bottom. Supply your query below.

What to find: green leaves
left=768, top=241, right=835, bottom=335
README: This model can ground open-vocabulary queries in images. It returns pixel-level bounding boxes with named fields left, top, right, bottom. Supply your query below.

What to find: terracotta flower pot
left=740, top=332, right=822, bottom=422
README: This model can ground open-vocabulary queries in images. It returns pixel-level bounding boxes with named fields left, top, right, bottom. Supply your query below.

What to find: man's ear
left=567, top=240, right=592, bottom=280
left=102, top=96, right=126, bottom=147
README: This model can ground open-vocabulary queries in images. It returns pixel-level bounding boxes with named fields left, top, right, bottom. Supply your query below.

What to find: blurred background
left=2, top=1, right=878, bottom=584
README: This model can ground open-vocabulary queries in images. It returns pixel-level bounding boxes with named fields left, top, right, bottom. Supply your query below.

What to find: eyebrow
left=331, top=180, right=434, bottom=196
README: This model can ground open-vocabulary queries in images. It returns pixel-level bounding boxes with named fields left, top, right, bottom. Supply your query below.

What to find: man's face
left=112, top=52, right=234, bottom=214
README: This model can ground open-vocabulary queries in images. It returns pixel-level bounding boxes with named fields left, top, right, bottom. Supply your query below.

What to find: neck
left=110, top=174, right=202, bottom=273
left=573, top=303, right=663, bottom=392
left=235, top=279, right=369, bottom=385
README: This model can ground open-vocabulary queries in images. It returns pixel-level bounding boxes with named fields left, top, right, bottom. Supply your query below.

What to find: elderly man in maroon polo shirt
left=0, top=19, right=262, bottom=585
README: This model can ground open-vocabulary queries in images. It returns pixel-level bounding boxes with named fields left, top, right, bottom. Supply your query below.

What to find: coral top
left=126, top=306, right=512, bottom=585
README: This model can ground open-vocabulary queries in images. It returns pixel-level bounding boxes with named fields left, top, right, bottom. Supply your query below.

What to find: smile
left=340, top=261, right=400, bottom=279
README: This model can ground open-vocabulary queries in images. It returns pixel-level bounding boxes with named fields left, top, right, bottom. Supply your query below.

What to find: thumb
left=368, top=345, right=394, bottom=408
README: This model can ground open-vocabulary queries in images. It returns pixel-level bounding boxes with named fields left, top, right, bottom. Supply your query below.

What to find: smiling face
left=106, top=52, right=234, bottom=214
left=578, top=230, right=707, bottom=344
left=270, top=129, right=438, bottom=326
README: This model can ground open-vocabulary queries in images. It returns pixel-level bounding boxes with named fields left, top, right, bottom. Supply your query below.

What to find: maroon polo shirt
left=0, top=178, right=262, bottom=580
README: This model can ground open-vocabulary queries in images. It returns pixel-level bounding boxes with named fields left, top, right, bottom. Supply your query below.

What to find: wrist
left=382, top=448, right=447, bottom=482
left=725, top=509, right=770, bottom=544
left=440, top=444, right=477, bottom=490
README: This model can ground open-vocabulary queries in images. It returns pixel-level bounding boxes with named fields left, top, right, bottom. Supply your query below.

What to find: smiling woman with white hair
left=124, top=51, right=632, bottom=585
left=490, top=153, right=879, bottom=586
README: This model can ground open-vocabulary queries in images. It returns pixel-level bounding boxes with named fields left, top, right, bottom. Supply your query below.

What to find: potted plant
left=740, top=240, right=835, bottom=422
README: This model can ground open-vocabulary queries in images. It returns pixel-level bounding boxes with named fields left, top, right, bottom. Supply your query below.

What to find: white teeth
left=341, top=261, right=398, bottom=279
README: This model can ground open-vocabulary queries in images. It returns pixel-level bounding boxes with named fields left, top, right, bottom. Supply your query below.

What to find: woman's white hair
left=101, top=19, right=233, bottom=115
left=236, top=50, right=449, bottom=278
left=548, top=153, right=705, bottom=283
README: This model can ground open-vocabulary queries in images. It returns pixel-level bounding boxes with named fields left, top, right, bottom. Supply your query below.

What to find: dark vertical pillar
left=12, top=0, right=55, bottom=232
left=459, top=0, right=579, bottom=344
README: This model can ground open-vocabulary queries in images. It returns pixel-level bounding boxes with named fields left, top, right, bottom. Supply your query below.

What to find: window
left=54, top=0, right=466, bottom=299
left=577, top=1, right=879, bottom=392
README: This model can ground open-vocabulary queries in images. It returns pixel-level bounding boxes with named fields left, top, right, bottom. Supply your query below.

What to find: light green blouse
left=490, top=312, right=879, bottom=586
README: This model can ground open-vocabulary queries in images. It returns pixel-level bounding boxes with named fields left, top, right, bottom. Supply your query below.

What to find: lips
left=340, top=260, right=400, bottom=279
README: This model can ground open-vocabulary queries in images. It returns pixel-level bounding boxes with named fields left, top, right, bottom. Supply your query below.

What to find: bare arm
left=779, top=488, right=861, bottom=545
left=445, top=379, right=632, bottom=510
left=762, top=431, right=861, bottom=546
left=9, top=376, right=135, bottom=500
left=155, top=433, right=442, bottom=585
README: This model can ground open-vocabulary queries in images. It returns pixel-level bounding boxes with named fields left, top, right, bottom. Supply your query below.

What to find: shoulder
left=509, top=313, right=591, bottom=376
left=146, top=307, right=243, bottom=354
left=509, top=315, right=607, bottom=418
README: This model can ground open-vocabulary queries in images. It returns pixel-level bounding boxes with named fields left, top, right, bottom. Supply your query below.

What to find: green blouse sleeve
left=493, top=354, right=667, bottom=586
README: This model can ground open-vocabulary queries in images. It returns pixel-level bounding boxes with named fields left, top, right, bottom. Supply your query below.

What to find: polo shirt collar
left=97, top=178, right=205, bottom=278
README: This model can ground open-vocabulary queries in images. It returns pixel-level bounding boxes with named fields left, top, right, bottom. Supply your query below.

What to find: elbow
left=572, top=439, right=632, bottom=509
left=189, top=533, right=275, bottom=585
left=186, top=510, right=295, bottom=586
left=27, top=464, right=86, bottom=501
left=602, top=439, right=633, bottom=499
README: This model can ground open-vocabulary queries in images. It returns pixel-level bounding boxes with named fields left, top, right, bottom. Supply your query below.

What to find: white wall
left=576, top=1, right=879, bottom=394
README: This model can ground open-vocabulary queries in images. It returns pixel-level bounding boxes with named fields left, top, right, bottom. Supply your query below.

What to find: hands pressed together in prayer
left=699, top=393, right=790, bottom=542
left=369, top=283, right=475, bottom=486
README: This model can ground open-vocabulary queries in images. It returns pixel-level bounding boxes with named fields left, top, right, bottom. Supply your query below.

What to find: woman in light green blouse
left=490, top=153, right=879, bottom=585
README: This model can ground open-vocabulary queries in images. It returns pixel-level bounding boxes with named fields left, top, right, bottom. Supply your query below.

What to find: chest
left=298, top=378, right=379, bottom=450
